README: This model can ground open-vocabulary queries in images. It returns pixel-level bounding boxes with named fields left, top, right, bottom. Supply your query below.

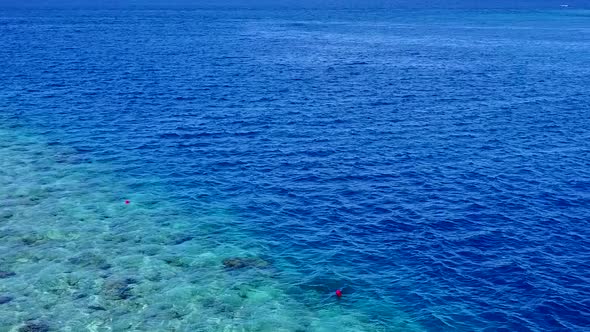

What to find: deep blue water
left=1, top=7, right=589, bottom=332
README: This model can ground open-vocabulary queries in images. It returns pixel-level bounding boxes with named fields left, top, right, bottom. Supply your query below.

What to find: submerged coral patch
left=222, top=257, right=270, bottom=270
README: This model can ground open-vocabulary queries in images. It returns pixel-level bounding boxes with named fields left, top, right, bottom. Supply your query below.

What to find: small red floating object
left=125, top=200, right=130, bottom=205
left=335, top=289, right=342, bottom=298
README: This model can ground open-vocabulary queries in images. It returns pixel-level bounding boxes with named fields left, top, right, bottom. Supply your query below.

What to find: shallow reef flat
left=0, top=128, right=421, bottom=331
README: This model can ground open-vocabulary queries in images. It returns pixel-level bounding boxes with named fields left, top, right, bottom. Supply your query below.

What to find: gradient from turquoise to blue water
left=1, top=6, right=589, bottom=332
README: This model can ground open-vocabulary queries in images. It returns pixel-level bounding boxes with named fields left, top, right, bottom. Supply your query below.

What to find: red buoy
left=125, top=200, right=130, bottom=205
left=335, top=289, right=342, bottom=298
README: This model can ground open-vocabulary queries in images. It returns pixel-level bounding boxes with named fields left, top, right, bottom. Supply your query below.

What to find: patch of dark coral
left=162, top=256, right=191, bottom=268
left=0, top=295, right=14, bottom=304
left=169, top=234, right=195, bottom=245
left=222, top=257, right=269, bottom=270
left=18, top=321, right=50, bottom=332
left=68, top=253, right=112, bottom=270
left=21, top=234, right=46, bottom=246
left=0, top=210, right=14, bottom=220
left=88, top=305, right=107, bottom=311
left=103, top=277, right=138, bottom=300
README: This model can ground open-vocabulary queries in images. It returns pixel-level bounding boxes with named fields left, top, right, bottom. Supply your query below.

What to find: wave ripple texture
left=1, top=8, right=589, bottom=332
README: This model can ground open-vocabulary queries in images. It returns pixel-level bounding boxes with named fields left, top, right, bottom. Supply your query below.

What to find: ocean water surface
left=1, top=7, right=589, bottom=332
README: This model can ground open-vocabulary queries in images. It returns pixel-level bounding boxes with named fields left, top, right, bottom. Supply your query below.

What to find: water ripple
left=1, top=7, right=590, bottom=332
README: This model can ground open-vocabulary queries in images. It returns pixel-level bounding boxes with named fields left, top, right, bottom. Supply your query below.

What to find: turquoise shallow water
left=0, top=126, right=421, bottom=331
